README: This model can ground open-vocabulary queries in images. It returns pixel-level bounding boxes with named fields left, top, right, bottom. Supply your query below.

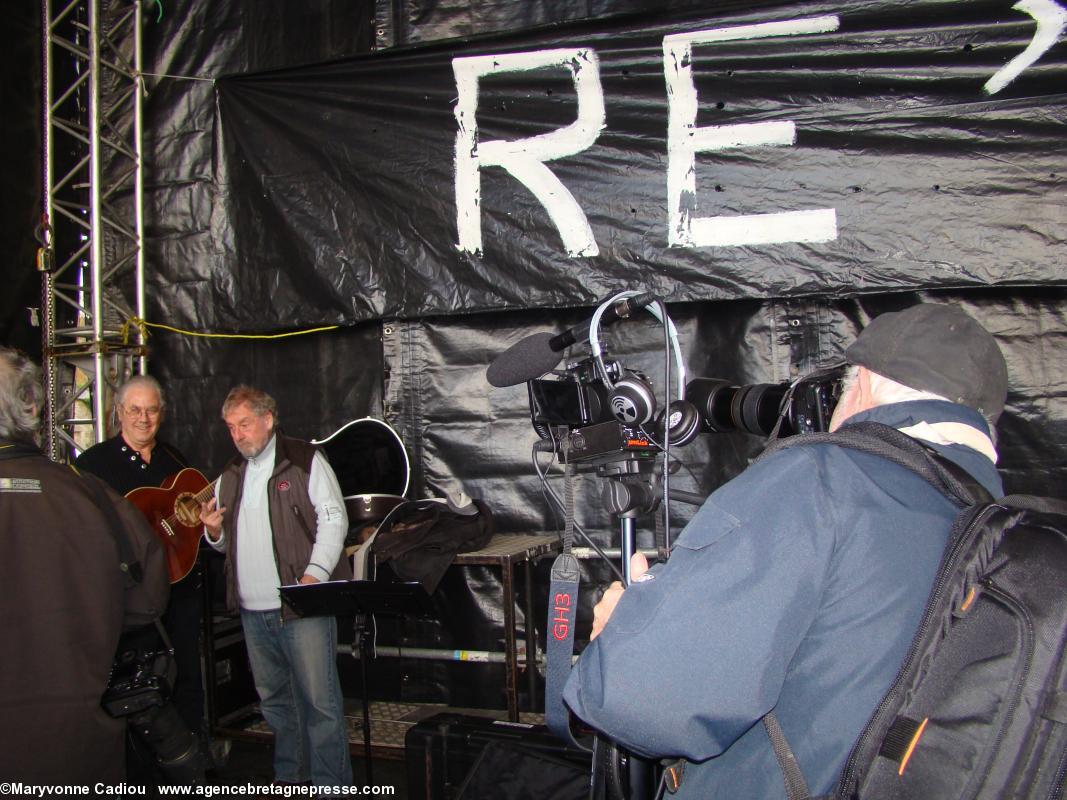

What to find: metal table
left=453, top=533, right=559, bottom=720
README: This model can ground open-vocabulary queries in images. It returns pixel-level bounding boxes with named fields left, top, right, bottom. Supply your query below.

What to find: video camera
left=527, top=355, right=846, bottom=464
left=528, top=356, right=661, bottom=467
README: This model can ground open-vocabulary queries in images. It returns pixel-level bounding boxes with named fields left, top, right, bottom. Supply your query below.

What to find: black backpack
left=757, top=421, right=1067, bottom=800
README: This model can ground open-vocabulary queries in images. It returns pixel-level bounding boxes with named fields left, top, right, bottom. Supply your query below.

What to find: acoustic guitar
left=126, top=468, right=214, bottom=584
left=125, top=417, right=411, bottom=584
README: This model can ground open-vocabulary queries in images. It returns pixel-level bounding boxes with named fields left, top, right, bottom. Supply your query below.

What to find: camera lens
left=686, top=369, right=845, bottom=439
left=733, top=383, right=789, bottom=436
left=685, top=378, right=738, bottom=433
left=686, top=377, right=789, bottom=436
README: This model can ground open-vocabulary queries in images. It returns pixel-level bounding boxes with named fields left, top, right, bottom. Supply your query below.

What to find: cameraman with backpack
left=562, top=303, right=1008, bottom=799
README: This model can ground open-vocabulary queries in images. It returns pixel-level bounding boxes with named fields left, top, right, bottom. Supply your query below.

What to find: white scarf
left=897, top=421, right=998, bottom=464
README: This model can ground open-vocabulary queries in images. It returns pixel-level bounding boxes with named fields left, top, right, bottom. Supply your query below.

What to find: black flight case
left=405, top=712, right=592, bottom=799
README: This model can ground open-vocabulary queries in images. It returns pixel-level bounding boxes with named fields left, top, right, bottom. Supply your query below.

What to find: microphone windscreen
left=486, top=332, right=562, bottom=388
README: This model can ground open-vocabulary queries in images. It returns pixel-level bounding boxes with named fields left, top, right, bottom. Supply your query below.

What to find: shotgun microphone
left=485, top=293, right=658, bottom=388
left=486, top=332, right=562, bottom=388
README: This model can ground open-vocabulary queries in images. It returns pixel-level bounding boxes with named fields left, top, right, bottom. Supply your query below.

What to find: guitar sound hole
left=175, top=493, right=201, bottom=527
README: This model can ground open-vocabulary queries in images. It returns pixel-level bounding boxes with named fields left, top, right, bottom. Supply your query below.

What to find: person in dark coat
left=0, top=346, right=169, bottom=782
left=563, top=304, right=1008, bottom=799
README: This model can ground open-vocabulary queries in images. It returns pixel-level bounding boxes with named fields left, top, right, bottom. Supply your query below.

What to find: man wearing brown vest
left=200, top=384, right=352, bottom=788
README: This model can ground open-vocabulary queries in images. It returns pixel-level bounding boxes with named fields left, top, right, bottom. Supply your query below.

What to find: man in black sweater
left=75, top=375, right=211, bottom=771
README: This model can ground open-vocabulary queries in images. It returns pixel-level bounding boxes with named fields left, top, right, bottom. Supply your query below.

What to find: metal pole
left=41, top=0, right=146, bottom=459
left=41, top=0, right=57, bottom=460
left=133, top=0, right=147, bottom=374
left=344, top=644, right=535, bottom=665
left=87, top=0, right=107, bottom=443
left=620, top=516, right=638, bottom=585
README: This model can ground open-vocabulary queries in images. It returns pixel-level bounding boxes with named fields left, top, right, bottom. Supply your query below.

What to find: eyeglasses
left=122, top=405, right=161, bottom=418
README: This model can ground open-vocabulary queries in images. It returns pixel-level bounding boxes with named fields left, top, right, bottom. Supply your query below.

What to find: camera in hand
left=103, top=644, right=205, bottom=784
left=103, top=646, right=176, bottom=718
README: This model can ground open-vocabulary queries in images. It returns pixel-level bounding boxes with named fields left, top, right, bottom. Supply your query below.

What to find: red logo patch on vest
left=277, top=480, right=291, bottom=492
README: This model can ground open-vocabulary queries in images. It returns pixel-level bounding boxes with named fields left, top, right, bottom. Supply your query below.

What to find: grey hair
left=116, top=374, right=166, bottom=409
left=222, top=384, right=279, bottom=427
left=0, top=346, right=43, bottom=440
left=840, top=365, right=948, bottom=407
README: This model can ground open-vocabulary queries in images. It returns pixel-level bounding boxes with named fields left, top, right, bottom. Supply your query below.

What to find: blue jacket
left=562, top=400, right=1003, bottom=799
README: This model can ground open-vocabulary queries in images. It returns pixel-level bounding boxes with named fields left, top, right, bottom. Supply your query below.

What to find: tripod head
left=598, top=459, right=659, bottom=520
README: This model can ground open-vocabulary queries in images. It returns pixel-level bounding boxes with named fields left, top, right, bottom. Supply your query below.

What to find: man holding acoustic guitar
left=74, top=375, right=210, bottom=767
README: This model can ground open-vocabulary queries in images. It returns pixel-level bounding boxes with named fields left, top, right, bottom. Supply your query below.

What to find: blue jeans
left=241, top=610, right=352, bottom=786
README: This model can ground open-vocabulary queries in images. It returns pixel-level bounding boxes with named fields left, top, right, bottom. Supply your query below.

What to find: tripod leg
left=620, top=518, right=638, bottom=584
left=618, top=518, right=659, bottom=799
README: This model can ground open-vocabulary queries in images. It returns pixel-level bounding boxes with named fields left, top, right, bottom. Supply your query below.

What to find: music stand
left=280, top=579, right=436, bottom=782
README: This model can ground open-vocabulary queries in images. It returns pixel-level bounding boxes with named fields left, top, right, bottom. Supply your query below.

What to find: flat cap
left=845, top=304, right=1008, bottom=421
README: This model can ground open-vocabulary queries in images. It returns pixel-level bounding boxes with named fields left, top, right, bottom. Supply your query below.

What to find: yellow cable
left=121, top=317, right=339, bottom=343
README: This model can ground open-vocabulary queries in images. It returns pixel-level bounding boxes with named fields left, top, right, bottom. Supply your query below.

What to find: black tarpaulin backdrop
left=5, top=0, right=1064, bottom=712
left=151, top=289, right=1067, bottom=711
left=177, top=0, right=1067, bottom=332
left=138, top=0, right=1067, bottom=712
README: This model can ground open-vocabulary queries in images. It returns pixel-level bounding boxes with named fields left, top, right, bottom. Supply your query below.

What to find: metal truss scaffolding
left=40, top=0, right=146, bottom=461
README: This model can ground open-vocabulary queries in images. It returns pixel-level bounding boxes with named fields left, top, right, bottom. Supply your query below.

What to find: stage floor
left=218, top=700, right=546, bottom=758
left=211, top=735, right=410, bottom=796
left=213, top=701, right=549, bottom=796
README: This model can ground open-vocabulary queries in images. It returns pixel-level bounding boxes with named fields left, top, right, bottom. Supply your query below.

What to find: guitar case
left=313, top=417, right=411, bottom=542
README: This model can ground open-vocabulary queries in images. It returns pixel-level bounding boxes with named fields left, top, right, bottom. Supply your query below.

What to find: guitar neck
left=194, top=482, right=216, bottom=506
